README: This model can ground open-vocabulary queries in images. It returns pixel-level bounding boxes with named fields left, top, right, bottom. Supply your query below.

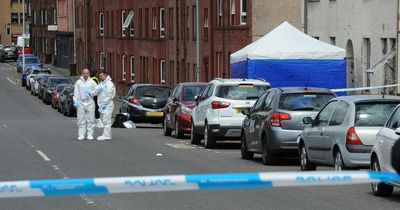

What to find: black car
left=58, top=86, right=76, bottom=117
left=0, top=45, right=18, bottom=62
left=240, top=87, right=336, bottom=165
left=120, top=84, right=171, bottom=124
left=43, top=77, right=73, bottom=105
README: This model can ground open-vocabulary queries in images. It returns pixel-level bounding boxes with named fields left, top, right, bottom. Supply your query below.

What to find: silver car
left=370, top=104, right=400, bottom=196
left=299, top=95, right=400, bottom=171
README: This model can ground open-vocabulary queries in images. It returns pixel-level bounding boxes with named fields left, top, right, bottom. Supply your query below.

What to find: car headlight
left=181, top=105, right=192, bottom=115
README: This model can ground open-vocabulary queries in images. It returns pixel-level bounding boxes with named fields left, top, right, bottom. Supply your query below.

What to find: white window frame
left=122, top=55, right=127, bottom=81
left=231, top=0, right=236, bottom=14
left=160, top=8, right=165, bottom=38
left=130, top=56, right=135, bottom=82
left=99, top=12, right=104, bottom=36
left=121, top=10, right=126, bottom=37
left=160, top=60, right=166, bottom=84
left=99, top=52, right=105, bottom=69
left=152, top=12, right=157, bottom=30
left=53, top=8, right=57, bottom=24
left=129, top=17, right=135, bottom=36
left=240, top=0, right=247, bottom=25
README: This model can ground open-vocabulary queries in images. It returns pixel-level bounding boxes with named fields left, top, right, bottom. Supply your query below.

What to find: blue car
left=17, top=54, right=35, bottom=73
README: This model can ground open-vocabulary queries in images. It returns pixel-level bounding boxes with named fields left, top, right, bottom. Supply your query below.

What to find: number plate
left=146, top=112, right=164, bottom=117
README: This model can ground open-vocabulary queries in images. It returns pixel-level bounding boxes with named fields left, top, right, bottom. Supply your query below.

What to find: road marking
left=2, top=124, right=7, bottom=128
left=6, top=77, right=15, bottom=85
left=36, top=150, right=51, bottom=161
left=165, top=143, right=196, bottom=149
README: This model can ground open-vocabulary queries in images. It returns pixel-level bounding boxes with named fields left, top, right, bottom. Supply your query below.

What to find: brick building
left=0, top=0, right=28, bottom=45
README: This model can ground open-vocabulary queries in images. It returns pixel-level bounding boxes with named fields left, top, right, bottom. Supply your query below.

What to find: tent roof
left=231, top=22, right=346, bottom=63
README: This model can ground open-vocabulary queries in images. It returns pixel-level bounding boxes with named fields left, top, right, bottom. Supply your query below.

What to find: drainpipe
left=195, top=0, right=200, bottom=82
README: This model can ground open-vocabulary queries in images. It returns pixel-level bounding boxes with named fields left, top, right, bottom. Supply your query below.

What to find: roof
left=271, top=87, right=334, bottom=94
left=335, top=95, right=400, bottom=103
left=231, top=21, right=346, bottom=63
left=210, top=78, right=270, bottom=86
left=177, top=82, right=208, bottom=86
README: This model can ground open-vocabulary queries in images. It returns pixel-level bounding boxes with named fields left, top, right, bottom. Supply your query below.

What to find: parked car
left=370, top=104, right=400, bottom=196
left=43, top=77, right=73, bottom=105
left=240, top=87, right=336, bottom=165
left=26, top=67, right=51, bottom=90
left=163, top=82, right=207, bottom=138
left=0, top=45, right=18, bottom=62
left=58, top=86, right=76, bottom=117
left=191, top=78, right=270, bottom=149
left=31, top=74, right=47, bottom=96
left=16, top=54, right=35, bottom=73
left=51, top=84, right=72, bottom=109
left=38, top=75, right=60, bottom=100
left=299, top=95, right=400, bottom=171
left=120, top=84, right=172, bottom=124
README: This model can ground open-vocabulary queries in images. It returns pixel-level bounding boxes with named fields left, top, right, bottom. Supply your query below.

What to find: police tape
left=331, top=84, right=400, bottom=93
left=0, top=171, right=399, bottom=198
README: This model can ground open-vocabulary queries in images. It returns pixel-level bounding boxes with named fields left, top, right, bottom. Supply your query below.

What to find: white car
left=26, top=67, right=50, bottom=90
left=191, top=78, right=270, bottom=148
left=371, top=104, right=400, bottom=196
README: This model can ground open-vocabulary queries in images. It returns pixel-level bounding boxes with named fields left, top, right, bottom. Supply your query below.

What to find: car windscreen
left=49, top=78, right=72, bottom=88
left=25, top=57, right=40, bottom=64
left=355, top=102, right=399, bottom=127
left=279, top=93, right=336, bottom=111
left=216, top=85, right=267, bottom=100
left=57, top=85, right=69, bottom=92
left=182, top=86, right=206, bottom=101
left=136, top=86, right=171, bottom=98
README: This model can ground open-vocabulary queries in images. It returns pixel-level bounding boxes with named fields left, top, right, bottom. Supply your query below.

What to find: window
left=121, top=10, right=126, bottom=37
left=40, top=10, right=44, bottom=25
left=53, top=8, right=57, bottom=24
left=315, top=101, right=338, bottom=126
left=139, top=8, right=142, bottom=37
left=99, top=12, right=104, bottom=35
left=11, top=13, right=18, bottom=24
left=329, top=101, right=349, bottom=126
left=230, top=0, right=236, bottom=25
left=218, top=0, right=223, bottom=27
left=33, top=10, right=37, bottom=25
left=387, top=108, right=400, bottom=129
left=122, top=55, right=126, bottom=81
left=330, top=37, right=336, bottom=45
left=363, top=38, right=371, bottom=86
left=240, top=0, right=247, bottom=25
left=152, top=8, right=157, bottom=37
left=278, top=93, right=335, bottom=111
left=253, top=93, right=268, bottom=112
left=355, top=102, right=398, bottom=127
left=129, top=11, right=135, bottom=36
left=11, top=0, right=18, bottom=4
left=44, top=9, right=48, bottom=24
left=130, top=56, right=135, bottom=82
left=160, top=8, right=165, bottom=38
left=203, top=8, right=209, bottom=41
left=145, top=8, right=149, bottom=37
left=216, top=85, right=267, bottom=100
left=160, top=60, right=166, bottom=84
left=263, top=92, right=275, bottom=111
left=6, top=25, right=11, bottom=35
left=54, top=38, right=57, bottom=55
left=192, top=6, right=196, bottom=40
left=168, top=8, right=173, bottom=39
left=99, top=52, right=105, bottom=69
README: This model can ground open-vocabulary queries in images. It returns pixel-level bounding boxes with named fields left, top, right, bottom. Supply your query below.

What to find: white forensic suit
left=96, top=75, right=116, bottom=140
left=73, top=76, right=97, bottom=140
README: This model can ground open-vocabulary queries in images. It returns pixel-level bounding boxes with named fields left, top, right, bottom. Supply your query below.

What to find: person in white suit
left=73, top=69, right=97, bottom=140
left=96, top=70, right=116, bottom=141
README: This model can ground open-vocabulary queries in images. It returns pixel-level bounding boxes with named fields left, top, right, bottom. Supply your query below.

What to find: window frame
left=122, top=55, right=127, bottom=81
left=130, top=56, right=135, bottom=82
left=160, top=8, right=165, bottom=38
left=160, top=59, right=166, bottom=84
left=240, top=0, right=247, bottom=25
left=99, top=12, right=104, bottom=36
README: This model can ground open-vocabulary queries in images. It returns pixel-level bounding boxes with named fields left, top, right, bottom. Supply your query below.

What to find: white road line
left=2, top=124, right=7, bottom=128
left=6, top=77, right=15, bottom=85
left=36, top=150, right=51, bottom=161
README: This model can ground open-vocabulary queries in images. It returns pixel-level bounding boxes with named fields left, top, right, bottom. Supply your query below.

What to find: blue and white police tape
left=0, top=171, right=400, bottom=198
left=331, top=83, right=400, bottom=93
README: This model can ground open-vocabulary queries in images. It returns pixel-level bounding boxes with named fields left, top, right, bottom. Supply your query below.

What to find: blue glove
left=99, top=103, right=107, bottom=111
left=97, top=85, right=105, bottom=94
left=84, top=87, right=93, bottom=97
left=73, top=101, right=80, bottom=108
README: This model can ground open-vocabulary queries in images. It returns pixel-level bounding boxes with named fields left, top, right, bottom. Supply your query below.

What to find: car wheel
left=371, top=156, right=394, bottom=196
left=300, top=143, right=316, bottom=171
left=204, top=123, right=216, bottom=149
left=241, top=132, right=254, bottom=160
left=334, top=150, right=347, bottom=171
left=190, top=121, right=201, bottom=145
left=163, top=117, right=172, bottom=136
left=262, top=135, right=277, bottom=165
left=175, top=117, right=184, bottom=139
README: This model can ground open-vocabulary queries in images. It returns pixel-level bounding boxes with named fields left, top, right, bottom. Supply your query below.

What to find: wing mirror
left=303, top=117, right=314, bottom=125
left=242, top=108, right=251, bottom=116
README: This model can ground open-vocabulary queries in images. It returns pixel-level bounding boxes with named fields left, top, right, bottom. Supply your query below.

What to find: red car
left=163, top=82, right=207, bottom=138
left=51, top=84, right=72, bottom=110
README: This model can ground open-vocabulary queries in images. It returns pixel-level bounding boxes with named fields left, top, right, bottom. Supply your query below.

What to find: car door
left=254, top=92, right=276, bottom=151
left=195, top=84, right=215, bottom=130
left=323, top=100, right=350, bottom=162
left=305, top=101, right=338, bottom=161
left=170, top=85, right=182, bottom=126
left=192, top=84, right=211, bottom=127
left=246, top=92, right=268, bottom=150
left=121, top=86, right=134, bottom=112
left=378, top=107, right=400, bottom=172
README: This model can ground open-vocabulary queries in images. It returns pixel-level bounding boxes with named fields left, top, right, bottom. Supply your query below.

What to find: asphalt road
left=0, top=62, right=398, bottom=210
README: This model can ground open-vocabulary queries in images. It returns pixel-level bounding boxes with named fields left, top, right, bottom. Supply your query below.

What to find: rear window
left=49, top=78, right=72, bottom=88
left=355, top=102, right=399, bottom=126
left=279, top=93, right=335, bottom=111
left=182, top=86, right=206, bottom=101
left=216, top=85, right=267, bottom=100
left=136, top=86, right=171, bottom=98
left=26, top=57, right=40, bottom=64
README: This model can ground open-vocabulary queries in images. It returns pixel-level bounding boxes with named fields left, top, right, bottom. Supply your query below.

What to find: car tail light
left=211, top=101, right=231, bottom=109
left=346, top=127, right=363, bottom=145
left=130, top=97, right=141, bottom=106
left=270, top=112, right=291, bottom=127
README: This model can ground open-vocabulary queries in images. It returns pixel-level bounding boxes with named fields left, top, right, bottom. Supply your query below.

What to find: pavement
left=0, top=61, right=399, bottom=209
